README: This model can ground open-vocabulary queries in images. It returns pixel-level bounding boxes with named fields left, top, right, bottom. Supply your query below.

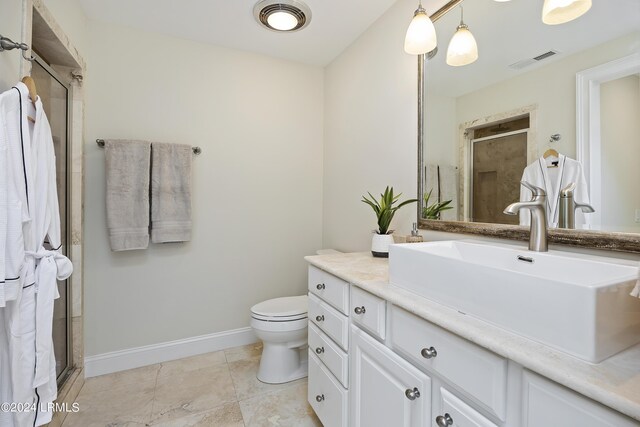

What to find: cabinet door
left=522, top=370, right=638, bottom=427
left=350, top=325, right=431, bottom=427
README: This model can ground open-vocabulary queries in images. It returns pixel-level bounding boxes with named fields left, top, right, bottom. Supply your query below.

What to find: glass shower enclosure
left=30, top=54, right=72, bottom=384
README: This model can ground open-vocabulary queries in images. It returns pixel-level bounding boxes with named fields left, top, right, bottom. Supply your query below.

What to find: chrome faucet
left=504, top=181, right=548, bottom=252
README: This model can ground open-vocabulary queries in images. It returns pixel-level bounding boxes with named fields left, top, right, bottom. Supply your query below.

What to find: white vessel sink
left=388, top=240, right=640, bottom=363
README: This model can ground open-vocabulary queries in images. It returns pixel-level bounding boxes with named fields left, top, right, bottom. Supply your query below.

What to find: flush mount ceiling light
left=404, top=0, right=437, bottom=55
left=446, top=6, right=478, bottom=67
left=254, top=0, right=312, bottom=32
left=542, top=0, right=592, bottom=25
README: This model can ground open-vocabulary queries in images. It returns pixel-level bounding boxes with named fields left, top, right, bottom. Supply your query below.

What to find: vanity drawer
left=309, top=293, right=349, bottom=351
left=350, top=286, right=386, bottom=340
left=309, top=350, right=348, bottom=427
left=308, top=265, right=350, bottom=315
left=435, top=387, right=499, bottom=427
left=390, top=306, right=507, bottom=420
left=309, top=323, right=349, bottom=388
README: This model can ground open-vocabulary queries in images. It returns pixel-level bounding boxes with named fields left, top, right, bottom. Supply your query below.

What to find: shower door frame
left=468, top=127, right=529, bottom=223
left=31, top=52, right=73, bottom=385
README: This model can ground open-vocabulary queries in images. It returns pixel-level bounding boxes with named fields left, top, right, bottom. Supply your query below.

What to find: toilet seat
left=250, top=295, right=308, bottom=322
left=251, top=312, right=307, bottom=322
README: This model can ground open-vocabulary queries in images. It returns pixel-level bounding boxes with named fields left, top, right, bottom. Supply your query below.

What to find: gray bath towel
left=150, top=143, right=192, bottom=243
left=105, top=140, right=151, bottom=251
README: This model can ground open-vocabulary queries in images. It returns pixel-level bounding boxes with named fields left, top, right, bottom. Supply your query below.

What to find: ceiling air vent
left=509, top=50, right=560, bottom=70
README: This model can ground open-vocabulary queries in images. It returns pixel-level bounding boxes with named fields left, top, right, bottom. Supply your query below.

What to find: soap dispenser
left=406, top=223, right=423, bottom=243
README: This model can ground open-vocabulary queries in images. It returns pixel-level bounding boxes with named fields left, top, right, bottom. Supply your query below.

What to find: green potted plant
left=422, top=189, right=453, bottom=220
left=362, top=186, right=417, bottom=257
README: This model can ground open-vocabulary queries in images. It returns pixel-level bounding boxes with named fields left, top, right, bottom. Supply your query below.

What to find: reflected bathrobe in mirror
left=0, top=82, right=73, bottom=427
left=519, top=154, right=591, bottom=229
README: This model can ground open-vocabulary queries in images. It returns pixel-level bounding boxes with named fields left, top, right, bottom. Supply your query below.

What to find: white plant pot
left=371, top=233, right=394, bottom=258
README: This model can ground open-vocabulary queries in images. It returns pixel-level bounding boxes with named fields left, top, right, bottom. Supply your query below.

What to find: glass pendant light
left=446, top=6, right=478, bottom=67
left=404, top=1, right=437, bottom=55
left=542, top=0, right=592, bottom=25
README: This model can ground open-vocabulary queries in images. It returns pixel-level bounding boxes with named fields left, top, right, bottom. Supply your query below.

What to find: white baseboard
left=84, top=327, right=257, bottom=378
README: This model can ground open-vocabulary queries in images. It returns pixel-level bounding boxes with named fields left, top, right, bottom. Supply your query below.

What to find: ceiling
left=426, top=0, right=640, bottom=97
left=77, top=0, right=415, bottom=66
left=77, top=0, right=638, bottom=73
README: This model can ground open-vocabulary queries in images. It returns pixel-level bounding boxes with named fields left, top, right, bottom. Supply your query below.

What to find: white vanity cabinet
left=306, top=263, right=639, bottom=427
left=350, top=325, right=431, bottom=427
left=307, top=266, right=350, bottom=427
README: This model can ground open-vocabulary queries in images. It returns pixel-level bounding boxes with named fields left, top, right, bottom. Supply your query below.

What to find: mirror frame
left=418, top=2, right=640, bottom=254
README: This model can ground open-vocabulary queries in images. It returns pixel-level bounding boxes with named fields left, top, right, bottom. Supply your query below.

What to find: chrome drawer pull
left=315, top=347, right=324, bottom=354
left=405, top=387, right=420, bottom=400
left=315, top=315, right=325, bottom=322
left=435, top=413, right=453, bottom=426
left=421, top=346, right=437, bottom=359
left=316, top=283, right=325, bottom=290
left=354, top=306, right=366, bottom=315
left=316, top=394, right=325, bottom=402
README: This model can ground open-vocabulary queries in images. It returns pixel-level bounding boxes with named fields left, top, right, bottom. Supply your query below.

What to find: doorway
left=30, top=54, right=72, bottom=384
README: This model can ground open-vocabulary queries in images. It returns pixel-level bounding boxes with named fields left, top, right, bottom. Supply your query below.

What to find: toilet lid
left=250, top=295, right=308, bottom=318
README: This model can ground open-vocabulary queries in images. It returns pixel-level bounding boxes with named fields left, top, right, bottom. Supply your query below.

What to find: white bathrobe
left=0, top=86, right=28, bottom=307
left=0, top=82, right=72, bottom=427
left=0, top=83, right=32, bottom=427
left=519, top=154, right=591, bottom=228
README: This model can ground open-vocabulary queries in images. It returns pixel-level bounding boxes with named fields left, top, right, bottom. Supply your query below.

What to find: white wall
left=425, top=93, right=456, bottom=166
left=83, top=20, right=324, bottom=356
left=322, top=0, right=419, bottom=252
left=0, top=0, right=25, bottom=91
left=600, top=74, right=640, bottom=233
left=455, top=33, right=639, bottom=158
left=42, top=0, right=88, bottom=55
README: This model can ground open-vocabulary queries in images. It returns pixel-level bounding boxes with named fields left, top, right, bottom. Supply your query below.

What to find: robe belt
left=24, top=248, right=73, bottom=388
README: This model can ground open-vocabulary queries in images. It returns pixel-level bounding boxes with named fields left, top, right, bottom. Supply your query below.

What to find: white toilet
left=250, top=295, right=308, bottom=384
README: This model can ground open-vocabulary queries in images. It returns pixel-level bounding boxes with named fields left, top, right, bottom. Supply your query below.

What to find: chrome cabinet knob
left=315, top=347, right=324, bottom=354
left=354, top=306, right=366, bottom=315
left=421, top=346, right=437, bottom=359
left=405, top=387, right=421, bottom=400
left=435, top=413, right=453, bottom=426
left=315, top=315, right=325, bottom=322
left=316, top=283, right=325, bottom=290
left=316, top=394, right=325, bottom=402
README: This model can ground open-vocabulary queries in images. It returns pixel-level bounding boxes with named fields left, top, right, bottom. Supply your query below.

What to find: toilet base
left=257, top=343, right=308, bottom=384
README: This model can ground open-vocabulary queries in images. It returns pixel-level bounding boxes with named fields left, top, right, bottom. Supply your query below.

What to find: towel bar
left=96, top=139, right=202, bottom=155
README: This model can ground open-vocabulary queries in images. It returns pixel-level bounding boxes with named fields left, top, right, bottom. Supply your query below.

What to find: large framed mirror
left=419, top=0, right=640, bottom=253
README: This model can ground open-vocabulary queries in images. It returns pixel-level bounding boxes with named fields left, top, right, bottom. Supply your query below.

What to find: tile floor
left=61, top=343, right=321, bottom=427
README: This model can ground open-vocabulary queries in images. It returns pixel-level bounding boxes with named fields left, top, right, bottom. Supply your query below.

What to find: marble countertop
left=304, top=252, right=640, bottom=421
